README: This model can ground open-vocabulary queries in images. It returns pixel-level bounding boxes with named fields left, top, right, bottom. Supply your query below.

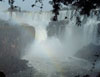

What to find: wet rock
left=47, top=20, right=68, bottom=39
left=74, top=44, right=100, bottom=62
left=0, top=19, right=36, bottom=77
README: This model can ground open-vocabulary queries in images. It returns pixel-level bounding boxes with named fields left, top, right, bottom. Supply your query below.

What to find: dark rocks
left=0, top=19, right=35, bottom=57
left=0, top=71, right=5, bottom=77
left=97, top=23, right=100, bottom=36
left=47, top=20, right=68, bottom=39
left=74, top=44, right=100, bottom=62
left=0, top=19, right=35, bottom=77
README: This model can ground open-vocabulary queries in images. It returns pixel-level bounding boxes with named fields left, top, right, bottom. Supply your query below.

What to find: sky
left=0, top=0, right=52, bottom=11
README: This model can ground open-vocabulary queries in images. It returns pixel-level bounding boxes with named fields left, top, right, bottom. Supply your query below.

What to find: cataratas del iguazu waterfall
left=0, top=6, right=100, bottom=77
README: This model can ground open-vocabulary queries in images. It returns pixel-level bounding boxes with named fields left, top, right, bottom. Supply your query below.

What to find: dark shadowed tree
left=0, top=0, right=100, bottom=20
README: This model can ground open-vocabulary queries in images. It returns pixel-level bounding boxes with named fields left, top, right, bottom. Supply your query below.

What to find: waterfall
left=1, top=9, right=100, bottom=76
left=83, top=17, right=98, bottom=45
left=35, top=26, right=47, bottom=41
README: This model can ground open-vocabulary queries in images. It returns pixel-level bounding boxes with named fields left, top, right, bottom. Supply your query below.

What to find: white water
left=1, top=9, right=100, bottom=76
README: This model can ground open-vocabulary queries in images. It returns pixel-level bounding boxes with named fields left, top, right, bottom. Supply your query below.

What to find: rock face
left=47, top=20, right=68, bottom=39
left=74, top=44, right=100, bottom=61
left=0, top=19, right=35, bottom=76
left=97, top=23, right=100, bottom=37
left=0, top=19, right=35, bottom=57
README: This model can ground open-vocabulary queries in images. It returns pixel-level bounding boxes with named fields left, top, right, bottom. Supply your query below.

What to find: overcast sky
left=0, top=0, right=52, bottom=11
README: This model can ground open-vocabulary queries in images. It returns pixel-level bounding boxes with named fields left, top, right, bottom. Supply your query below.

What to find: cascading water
left=1, top=8, right=100, bottom=76
left=35, top=26, right=47, bottom=41
left=83, top=16, right=99, bottom=45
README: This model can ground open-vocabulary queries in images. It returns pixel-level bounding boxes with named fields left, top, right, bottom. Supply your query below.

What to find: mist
left=0, top=8, right=100, bottom=77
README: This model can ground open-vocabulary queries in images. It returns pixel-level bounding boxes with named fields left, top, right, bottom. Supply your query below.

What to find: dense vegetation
left=1, top=0, right=100, bottom=20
